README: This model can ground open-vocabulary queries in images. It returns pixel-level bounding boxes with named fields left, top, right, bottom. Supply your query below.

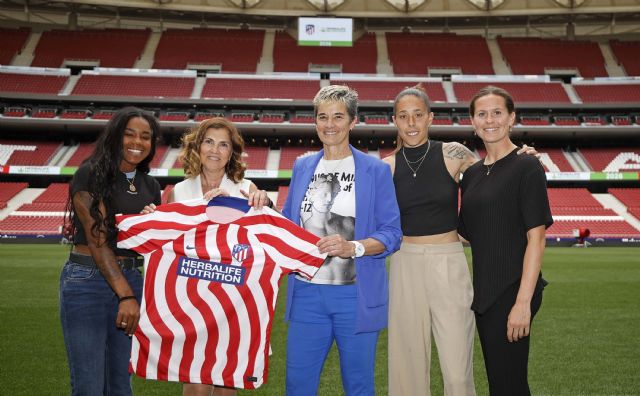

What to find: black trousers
left=475, top=281, right=543, bottom=396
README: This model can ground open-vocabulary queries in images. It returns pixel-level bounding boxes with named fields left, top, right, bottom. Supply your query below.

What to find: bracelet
left=118, top=295, right=136, bottom=303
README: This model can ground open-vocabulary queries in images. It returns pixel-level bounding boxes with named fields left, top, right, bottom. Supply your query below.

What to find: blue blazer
left=282, top=145, right=402, bottom=333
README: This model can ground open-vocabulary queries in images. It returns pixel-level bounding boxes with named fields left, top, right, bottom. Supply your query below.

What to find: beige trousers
left=388, top=242, right=476, bottom=396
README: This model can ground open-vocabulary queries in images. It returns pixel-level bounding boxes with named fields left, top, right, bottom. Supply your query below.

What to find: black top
left=394, top=140, right=459, bottom=236
left=459, top=148, right=553, bottom=314
left=71, top=162, right=161, bottom=257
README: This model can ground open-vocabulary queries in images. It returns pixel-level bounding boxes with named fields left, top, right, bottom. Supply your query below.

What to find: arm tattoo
left=444, top=144, right=469, bottom=160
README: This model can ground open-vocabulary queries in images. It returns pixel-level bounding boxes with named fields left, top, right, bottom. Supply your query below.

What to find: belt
left=69, top=252, right=144, bottom=271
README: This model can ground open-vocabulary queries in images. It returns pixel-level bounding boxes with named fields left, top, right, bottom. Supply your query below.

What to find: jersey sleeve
left=239, top=207, right=327, bottom=279
left=116, top=198, right=209, bottom=254
left=519, top=162, right=554, bottom=231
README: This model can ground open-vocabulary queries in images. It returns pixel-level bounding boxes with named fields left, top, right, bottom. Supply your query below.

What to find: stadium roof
left=1, top=0, right=639, bottom=32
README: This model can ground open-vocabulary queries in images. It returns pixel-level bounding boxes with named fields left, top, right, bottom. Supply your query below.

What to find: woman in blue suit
left=282, top=85, right=402, bottom=396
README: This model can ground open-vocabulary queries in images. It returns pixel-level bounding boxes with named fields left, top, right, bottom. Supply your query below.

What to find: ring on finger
left=121, top=321, right=127, bottom=327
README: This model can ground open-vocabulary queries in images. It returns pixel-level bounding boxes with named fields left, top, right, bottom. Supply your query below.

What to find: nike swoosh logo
left=186, top=245, right=195, bottom=250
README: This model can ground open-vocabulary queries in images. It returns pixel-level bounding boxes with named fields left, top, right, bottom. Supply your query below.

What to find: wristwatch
left=350, top=240, right=365, bottom=258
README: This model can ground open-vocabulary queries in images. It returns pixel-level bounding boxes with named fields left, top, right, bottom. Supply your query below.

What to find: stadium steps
left=598, top=42, right=625, bottom=77
left=50, top=145, right=75, bottom=166
left=135, top=30, right=161, bottom=69
left=486, top=38, right=511, bottom=75
left=266, top=148, right=281, bottom=171
left=593, top=194, right=640, bottom=231
left=191, top=76, right=206, bottom=99
left=11, top=31, right=40, bottom=66
left=160, top=147, right=180, bottom=169
left=59, top=75, right=80, bottom=96
left=562, top=82, right=582, bottom=104
left=375, top=32, right=393, bottom=75
left=0, top=188, right=44, bottom=221
left=567, top=151, right=591, bottom=171
left=256, top=29, right=275, bottom=73
left=442, top=80, right=457, bottom=103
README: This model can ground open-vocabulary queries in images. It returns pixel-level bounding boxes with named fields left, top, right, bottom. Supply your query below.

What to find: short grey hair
left=313, top=85, right=358, bottom=122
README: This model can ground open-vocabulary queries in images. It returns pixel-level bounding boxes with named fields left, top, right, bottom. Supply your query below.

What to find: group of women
left=60, top=84, right=551, bottom=396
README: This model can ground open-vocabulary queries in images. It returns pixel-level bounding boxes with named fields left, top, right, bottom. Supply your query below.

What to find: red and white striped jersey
left=115, top=197, right=326, bottom=389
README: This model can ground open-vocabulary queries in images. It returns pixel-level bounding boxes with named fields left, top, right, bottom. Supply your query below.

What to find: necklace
left=124, top=172, right=136, bottom=192
left=485, top=162, right=496, bottom=175
left=402, top=140, right=431, bottom=178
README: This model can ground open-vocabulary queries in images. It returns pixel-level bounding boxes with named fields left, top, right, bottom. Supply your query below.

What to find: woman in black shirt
left=60, top=107, right=161, bottom=395
left=459, top=86, right=553, bottom=396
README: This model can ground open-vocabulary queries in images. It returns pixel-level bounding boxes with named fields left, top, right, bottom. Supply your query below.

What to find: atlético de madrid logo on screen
left=305, top=24, right=315, bottom=35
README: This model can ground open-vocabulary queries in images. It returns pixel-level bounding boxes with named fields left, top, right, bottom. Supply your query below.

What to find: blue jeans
left=59, top=260, right=143, bottom=396
left=286, top=282, right=379, bottom=396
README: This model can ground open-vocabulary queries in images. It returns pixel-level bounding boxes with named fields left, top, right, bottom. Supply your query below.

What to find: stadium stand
left=453, top=81, right=570, bottom=103
left=386, top=32, right=494, bottom=75
left=243, top=146, right=269, bottom=170
left=363, top=114, right=389, bottom=125
left=540, top=148, right=574, bottom=172
left=16, top=182, right=68, bottom=212
left=609, top=188, right=640, bottom=210
left=91, top=110, right=115, bottom=120
left=60, top=109, right=90, bottom=119
left=194, top=111, right=225, bottom=121
left=159, top=111, right=190, bottom=121
left=0, top=182, right=28, bottom=209
left=279, top=147, right=319, bottom=170
left=0, top=141, right=60, bottom=166
left=230, top=112, right=254, bottom=123
left=611, top=115, right=632, bottom=126
left=609, top=40, right=640, bottom=77
left=273, top=31, right=376, bottom=73
left=31, top=108, right=57, bottom=118
left=0, top=27, right=30, bottom=65
left=573, top=83, right=640, bottom=103
left=289, top=113, right=314, bottom=124
left=0, top=71, right=68, bottom=95
left=432, top=114, right=453, bottom=125
left=497, top=37, right=607, bottom=78
left=2, top=106, right=27, bottom=118
left=331, top=79, right=447, bottom=102
left=546, top=187, right=640, bottom=238
left=32, top=28, right=150, bottom=68
left=259, top=113, right=285, bottom=123
left=581, top=115, right=606, bottom=126
left=0, top=215, right=63, bottom=235
left=65, top=143, right=95, bottom=167
left=201, top=76, right=320, bottom=100
left=72, top=74, right=195, bottom=98
left=547, top=220, right=640, bottom=238
left=547, top=188, right=615, bottom=215
left=153, top=28, right=265, bottom=72
left=579, top=148, right=640, bottom=172
left=519, top=115, right=550, bottom=126
left=275, top=185, right=289, bottom=211
left=553, top=115, right=581, bottom=126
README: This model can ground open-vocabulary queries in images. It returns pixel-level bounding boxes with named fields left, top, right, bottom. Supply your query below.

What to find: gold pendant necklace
left=125, top=173, right=136, bottom=192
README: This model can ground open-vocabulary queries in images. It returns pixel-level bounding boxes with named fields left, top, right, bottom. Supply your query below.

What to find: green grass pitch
left=1, top=245, right=638, bottom=395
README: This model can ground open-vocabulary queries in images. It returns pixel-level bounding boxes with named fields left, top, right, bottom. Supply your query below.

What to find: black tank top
left=393, top=140, right=459, bottom=236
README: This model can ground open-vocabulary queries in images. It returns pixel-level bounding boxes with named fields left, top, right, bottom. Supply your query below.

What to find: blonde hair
left=179, top=117, right=246, bottom=182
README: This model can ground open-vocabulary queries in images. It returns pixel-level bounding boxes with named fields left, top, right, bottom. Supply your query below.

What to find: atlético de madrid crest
left=232, top=244, right=252, bottom=263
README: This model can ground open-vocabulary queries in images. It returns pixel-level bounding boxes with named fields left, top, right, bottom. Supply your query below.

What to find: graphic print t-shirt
left=298, top=155, right=356, bottom=285
left=115, top=197, right=326, bottom=389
